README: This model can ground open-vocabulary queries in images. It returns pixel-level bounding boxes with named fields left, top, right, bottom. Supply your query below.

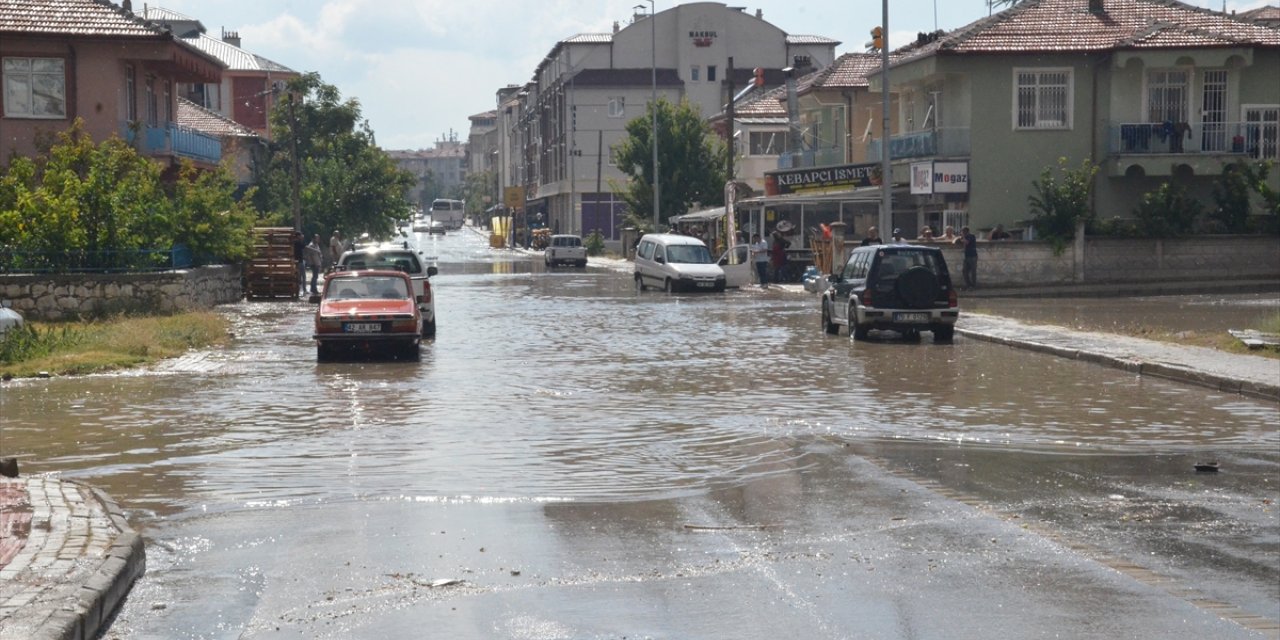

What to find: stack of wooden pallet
left=244, top=227, right=298, bottom=300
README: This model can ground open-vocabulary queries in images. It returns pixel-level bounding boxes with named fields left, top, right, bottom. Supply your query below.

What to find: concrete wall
left=924, top=236, right=1279, bottom=287
left=0, top=265, right=242, bottom=321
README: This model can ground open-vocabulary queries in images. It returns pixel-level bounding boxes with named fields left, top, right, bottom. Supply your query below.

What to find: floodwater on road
left=974, top=291, right=1280, bottom=335
left=0, top=228, right=1276, bottom=639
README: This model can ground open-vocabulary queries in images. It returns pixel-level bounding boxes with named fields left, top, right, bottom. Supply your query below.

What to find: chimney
left=613, top=21, right=620, bottom=34
left=756, top=9, right=763, bottom=19
left=222, top=27, right=241, bottom=48
left=122, top=0, right=132, bottom=12
left=1088, top=0, right=1104, bottom=13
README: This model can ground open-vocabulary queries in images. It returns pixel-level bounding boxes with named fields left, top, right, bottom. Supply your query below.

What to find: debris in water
left=1194, top=462, right=1220, bottom=473
left=414, top=578, right=465, bottom=588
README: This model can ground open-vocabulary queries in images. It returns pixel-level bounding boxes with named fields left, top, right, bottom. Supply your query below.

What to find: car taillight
left=948, top=288, right=957, bottom=308
left=861, top=289, right=873, bottom=306
left=421, top=282, right=432, bottom=303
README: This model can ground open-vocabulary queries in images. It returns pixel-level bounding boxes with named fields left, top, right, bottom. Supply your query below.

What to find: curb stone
left=0, top=478, right=145, bottom=640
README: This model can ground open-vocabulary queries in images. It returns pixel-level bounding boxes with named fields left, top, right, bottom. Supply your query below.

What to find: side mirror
left=718, top=257, right=728, bottom=266
left=655, top=256, right=666, bottom=264
left=427, top=266, right=439, bottom=277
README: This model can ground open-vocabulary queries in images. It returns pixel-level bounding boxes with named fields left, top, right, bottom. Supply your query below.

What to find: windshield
left=340, top=251, right=421, bottom=274
left=666, top=244, right=713, bottom=264
left=326, top=276, right=409, bottom=299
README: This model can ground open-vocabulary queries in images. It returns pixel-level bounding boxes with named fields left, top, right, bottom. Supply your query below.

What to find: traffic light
left=753, top=67, right=765, bottom=87
left=870, top=26, right=884, bottom=51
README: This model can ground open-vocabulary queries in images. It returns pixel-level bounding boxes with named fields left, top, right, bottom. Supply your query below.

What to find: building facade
left=0, top=0, right=224, bottom=169
left=508, top=2, right=839, bottom=238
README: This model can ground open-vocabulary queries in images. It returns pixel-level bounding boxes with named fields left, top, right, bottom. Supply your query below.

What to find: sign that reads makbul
left=764, top=162, right=880, bottom=196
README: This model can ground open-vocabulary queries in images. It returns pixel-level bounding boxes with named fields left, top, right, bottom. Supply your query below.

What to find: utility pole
left=288, top=91, right=302, bottom=232
left=879, top=0, right=892, bottom=237
left=648, top=0, right=659, bottom=231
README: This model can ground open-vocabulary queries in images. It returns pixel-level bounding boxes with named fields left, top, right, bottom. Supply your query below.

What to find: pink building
left=0, top=0, right=223, bottom=169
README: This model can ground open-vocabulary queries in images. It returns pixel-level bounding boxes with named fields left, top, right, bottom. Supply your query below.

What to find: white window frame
left=608, top=96, right=625, bottom=118
left=690, top=65, right=700, bottom=82
left=1012, top=67, right=1073, bottom=130
left=1241, top=103, right=1279, bottom=161
left=1144, top=67, right=1191, bottom=124
left=607, top=145, right=618, bottom=166
left=2, top=56, right=67, bottom=119
left=748, top=130, right=788, bottom=156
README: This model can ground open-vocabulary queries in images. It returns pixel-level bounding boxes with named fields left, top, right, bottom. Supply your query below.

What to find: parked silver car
left=545, top=234, right=587, bottom=267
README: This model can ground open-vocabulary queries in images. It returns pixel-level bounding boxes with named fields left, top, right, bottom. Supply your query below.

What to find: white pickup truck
left=544, top=234, right=587, bottom=267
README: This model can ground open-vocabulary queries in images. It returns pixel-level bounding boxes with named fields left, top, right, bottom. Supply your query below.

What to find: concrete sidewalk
left=0, top=477, right=144, bottom=640
left=959, top=312, right=1280, bottom=401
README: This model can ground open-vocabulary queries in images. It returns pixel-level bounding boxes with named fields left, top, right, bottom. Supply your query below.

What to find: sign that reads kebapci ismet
left=764, top=162, right=880, bottom=196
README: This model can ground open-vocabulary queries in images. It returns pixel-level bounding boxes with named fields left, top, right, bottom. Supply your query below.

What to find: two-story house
left=871, top=0, right=1280, bottom=236
left=140, top=6, right=297, bottom=142
left=0, top=0, right=224, bottom=170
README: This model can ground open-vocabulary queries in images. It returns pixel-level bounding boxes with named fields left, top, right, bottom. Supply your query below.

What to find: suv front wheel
left=932, top=324, right=954, bottom=342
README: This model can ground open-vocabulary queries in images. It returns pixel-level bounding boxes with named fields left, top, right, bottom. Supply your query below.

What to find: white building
left=510, top=2, right=838, bottom=238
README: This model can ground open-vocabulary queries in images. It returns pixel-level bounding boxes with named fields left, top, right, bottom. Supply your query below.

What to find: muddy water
left=976, top=292, right=1280, bottom=335
left=5, top=229, right=1279, bottom=638
left=0, top=230, right=1275, bottom=519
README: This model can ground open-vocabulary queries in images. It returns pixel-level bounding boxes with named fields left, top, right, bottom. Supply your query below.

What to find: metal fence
left=0, top=246, right=194, bottom=274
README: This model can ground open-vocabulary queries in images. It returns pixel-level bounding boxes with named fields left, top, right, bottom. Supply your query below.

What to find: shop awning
left=669, top=206, right=726, bottom=224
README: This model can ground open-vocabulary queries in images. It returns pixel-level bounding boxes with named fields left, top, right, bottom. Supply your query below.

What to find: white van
left=429, top=199, right=465, bottom=230
left=633, top=234, right=726, bottom=292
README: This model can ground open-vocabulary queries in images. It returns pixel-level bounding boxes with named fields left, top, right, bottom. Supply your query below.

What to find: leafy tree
left=459, top=169, right=495, bottom=219
left=1131, top=182, right=1201, bottom=237
left=611, top=97, right=728, bottom=230
left=0, top=120, right=255, bottom=269
left=1210, top=160, right=1278, bottom=233
left=1028, top=157, right=1098, bottom=246
left=253, top=73, right=415, bottom=239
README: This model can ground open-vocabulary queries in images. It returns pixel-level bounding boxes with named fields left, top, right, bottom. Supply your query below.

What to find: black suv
left=820, top=244, right=958, bottom=341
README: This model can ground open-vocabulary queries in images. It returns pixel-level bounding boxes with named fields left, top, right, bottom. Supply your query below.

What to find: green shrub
left=1132, top=182, right=1202, bottom=237
left=1028, top=157, right=1098, bottom=246
left=584, top=229, right=606, bottom=256
left=0, top=323, right=82, bottom=364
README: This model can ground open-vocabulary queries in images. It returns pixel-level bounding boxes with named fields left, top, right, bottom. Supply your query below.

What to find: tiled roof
left=564, top=33, right=612, bottom=44
left=902, top=0, right=1280, bottom=64
left=786, top=34, right=841, bottom=45
left=469, top=110, right=498, bottom=120
left=733, top=85, right=787, bottom=118
left=183, top=33, right=294, bottom=73
left=803, top=52, right=902, bottom=90
left=1240, top=5, right=1280, bottom=22
left=176, top=97, right=256, bottom=138
left=139, top=6, right=198, bottom=24
left=0, top=0, right=163, bottom=37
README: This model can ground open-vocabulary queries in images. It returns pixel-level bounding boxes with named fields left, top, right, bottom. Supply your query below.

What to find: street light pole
left=648, top=1, right=659, bottom=231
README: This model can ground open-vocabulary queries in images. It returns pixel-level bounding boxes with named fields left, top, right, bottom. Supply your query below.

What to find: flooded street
left=1, top=229, right=1277, bottom=639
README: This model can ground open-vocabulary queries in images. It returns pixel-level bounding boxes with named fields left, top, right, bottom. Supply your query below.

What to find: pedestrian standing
left=292, top=230, right=306, bottom=294
left=304, top=234, right=324, bottom=295
left=750, top=233, right=769, bottom=287
left=860, top=226, right=883, bottom=246
left=769, top=228, right=790, bottom=282
left=961, top=225, right=978, bottom=290
left=328, top=230, right=345, bottom=266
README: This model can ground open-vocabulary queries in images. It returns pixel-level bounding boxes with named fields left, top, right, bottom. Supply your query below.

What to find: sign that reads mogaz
left=907, top=161, right=970, bottom=195
left=764, top=162, right=880, bottom=196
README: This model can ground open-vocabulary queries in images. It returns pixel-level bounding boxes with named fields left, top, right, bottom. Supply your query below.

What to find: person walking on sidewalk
left=304, top=234, right=324, bottom=295
left=960, top=226, right=978, bottom=290
left=750, top=233, right=769, bottom=287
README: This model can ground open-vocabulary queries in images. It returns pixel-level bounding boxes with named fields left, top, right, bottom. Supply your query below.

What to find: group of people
left=858, top=223, right=989, bottom=290
left=293, top=230, right=354, bottom=295
left=748, top=220, right=795, bottom=287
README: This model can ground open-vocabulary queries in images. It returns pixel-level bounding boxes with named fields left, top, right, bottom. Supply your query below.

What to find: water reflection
left=0, top=230, right=1275, bottom=519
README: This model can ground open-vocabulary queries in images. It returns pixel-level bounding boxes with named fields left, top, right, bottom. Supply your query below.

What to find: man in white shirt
left=750, top=233, right=769, bottom=287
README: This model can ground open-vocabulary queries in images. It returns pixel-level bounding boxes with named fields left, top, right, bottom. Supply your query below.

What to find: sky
left=155, top=0, right=1274, bottom=150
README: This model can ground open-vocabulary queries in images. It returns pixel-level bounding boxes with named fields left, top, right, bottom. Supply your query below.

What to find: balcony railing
left=867, top=127, right=971, bottom=162
left=777, top=147, right=846, bottom=169
left=1109, top=121, right=1277, bottom=160
left=123, top=122, right=222, bottom=165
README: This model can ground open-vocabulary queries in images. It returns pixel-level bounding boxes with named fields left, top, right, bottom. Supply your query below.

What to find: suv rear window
left=341, top=251, right=422, bottom=275
left=874, top=249, right=946, bottom=280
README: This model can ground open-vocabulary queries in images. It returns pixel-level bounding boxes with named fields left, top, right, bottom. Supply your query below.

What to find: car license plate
left=894, top=312, right=929, bottom=323
left=344, top=322, right=383, bottom=333
left=696, top=281, right=715, bottom=288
